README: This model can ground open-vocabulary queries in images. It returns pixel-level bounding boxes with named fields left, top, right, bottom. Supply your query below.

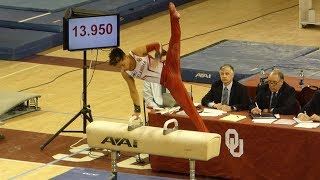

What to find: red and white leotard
left=126, top=51, right=163, bottom=84
left=127, top=3, right=208, bottom=132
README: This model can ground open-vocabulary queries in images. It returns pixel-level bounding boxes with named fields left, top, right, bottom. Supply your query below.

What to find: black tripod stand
left=40, top=50, right=93, bottom=150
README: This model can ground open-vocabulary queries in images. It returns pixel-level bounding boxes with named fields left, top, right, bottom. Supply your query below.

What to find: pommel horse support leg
left=86, top=119, right=221, bottom=180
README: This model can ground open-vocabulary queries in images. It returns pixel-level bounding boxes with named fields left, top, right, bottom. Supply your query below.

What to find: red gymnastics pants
left=160, top=3, right=208, bottom=132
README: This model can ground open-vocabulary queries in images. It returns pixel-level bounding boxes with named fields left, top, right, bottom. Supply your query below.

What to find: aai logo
left=101, top=136, right=138, bottom=148
left=195, top=72, right=211, bottom=79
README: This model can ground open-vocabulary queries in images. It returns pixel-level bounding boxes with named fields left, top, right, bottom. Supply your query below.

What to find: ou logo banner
left=225, top=129, right=244, bottom=157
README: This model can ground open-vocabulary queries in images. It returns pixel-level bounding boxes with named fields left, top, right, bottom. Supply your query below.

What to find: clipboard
left=250, top=113, right=276, bottom=119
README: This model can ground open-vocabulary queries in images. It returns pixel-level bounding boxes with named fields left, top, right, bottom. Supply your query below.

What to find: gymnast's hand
left=155, top=49, right=167, bottom=62
left=132, top=113, right=141, bottom=120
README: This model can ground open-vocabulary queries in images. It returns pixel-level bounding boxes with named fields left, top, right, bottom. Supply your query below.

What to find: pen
left=255, top=102, right=261, bottom=115
left=304, top=111, right=307, bottom=115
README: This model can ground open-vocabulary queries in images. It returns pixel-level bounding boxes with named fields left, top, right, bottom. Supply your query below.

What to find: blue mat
left=0, top=0, right=191, bottom=33
left=0, top=27, right=62, bottom=60
left=0, top=0, right=192, bottom=60
left=0, top=0, right=98, bottom=12
left=51, top=167, right=177, bottom=180
left=180, top=40, right=320, bottom=84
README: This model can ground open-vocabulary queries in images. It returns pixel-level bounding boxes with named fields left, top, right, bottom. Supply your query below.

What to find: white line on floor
left=310, top=71, right=320, bottom=76
left=19, top=13, right=51, bottom=22
left=250, top=67, right=258, bottom=71
left=0, top=64, right=41, bottom=79
left=52, top=19, right=61, bottom=23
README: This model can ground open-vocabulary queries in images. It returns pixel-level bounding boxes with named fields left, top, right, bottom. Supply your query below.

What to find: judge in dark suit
left=201, top=64, right=250, bottom=112
left=250, top=69, right=297, bottom=115
left=297, top=90, right=320, bottom=121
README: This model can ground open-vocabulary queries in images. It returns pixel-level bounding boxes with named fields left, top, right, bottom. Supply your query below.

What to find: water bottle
left=259, top=68, right=266, bottom=85
left=299, top=69, right=304, bottom=88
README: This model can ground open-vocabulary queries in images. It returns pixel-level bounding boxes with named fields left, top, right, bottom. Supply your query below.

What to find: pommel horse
left=86, top=119, right=221, bottom=180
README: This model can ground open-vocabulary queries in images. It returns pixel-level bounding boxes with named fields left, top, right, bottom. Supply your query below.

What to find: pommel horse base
left=86, top=119, right=221, bottom=180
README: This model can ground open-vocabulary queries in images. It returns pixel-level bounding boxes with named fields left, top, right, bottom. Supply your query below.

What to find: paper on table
left=252, top=118, right=277, bottom=124
left=273, top=119, right=296, bottom=125
left=200, top=113, right=222, bottom=117
left=274, top=114, right=280, bottom=118
left=156, top=106, right=180, bottom=115
left=220, top=114, right=246, bottom=122
left=293, top=117, right=313, bottom=123
left=176, top=110, right=187, bottom=116
left=199, top=108, right=227, bottom=117
left=153, top=107, right=164, bottom=110
left=202, top=108, right=227, bottom=114
left=294, top=122, right=320, bottom=128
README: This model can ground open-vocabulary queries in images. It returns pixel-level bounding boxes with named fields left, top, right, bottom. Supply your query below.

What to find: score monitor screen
left=67, top=15, right=119, bottom=51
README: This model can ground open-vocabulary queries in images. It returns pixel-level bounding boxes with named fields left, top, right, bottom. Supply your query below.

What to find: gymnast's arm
left=146, top=42, right=162, bottom=54
left=146, top=42, right=167, bottom=61
left=132, top=42, right=165, bottom=60
left=121, top=70, right=141, bottom=116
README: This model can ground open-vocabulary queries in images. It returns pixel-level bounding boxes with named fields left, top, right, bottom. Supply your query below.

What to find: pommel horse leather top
left=86, top=120, right=221, bottom=161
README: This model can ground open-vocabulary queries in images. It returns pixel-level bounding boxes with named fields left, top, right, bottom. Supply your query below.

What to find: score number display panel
left=67, top=15, right=119, bottom=51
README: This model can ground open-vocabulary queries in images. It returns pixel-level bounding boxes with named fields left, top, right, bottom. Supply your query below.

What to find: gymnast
left=108, top=2, right=208, bottom=132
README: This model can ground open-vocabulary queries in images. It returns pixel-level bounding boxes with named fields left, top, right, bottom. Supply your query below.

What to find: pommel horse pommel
left=86, top=119, right=221, bottom=180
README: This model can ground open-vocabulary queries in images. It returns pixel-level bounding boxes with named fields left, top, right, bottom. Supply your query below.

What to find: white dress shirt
left=143, top=81, right=163, bottom=108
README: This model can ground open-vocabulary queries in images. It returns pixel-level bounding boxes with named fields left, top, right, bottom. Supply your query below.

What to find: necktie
left=221, top=87, right=229, bottom=105
left=270, top=92, right=277, bottom=108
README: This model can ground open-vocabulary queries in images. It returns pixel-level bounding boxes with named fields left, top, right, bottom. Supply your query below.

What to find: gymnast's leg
left=161, top=2, right=208, bottom=132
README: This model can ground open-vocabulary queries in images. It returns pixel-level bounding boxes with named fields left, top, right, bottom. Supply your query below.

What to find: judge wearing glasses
left=250, top=69, right=297, bottom=115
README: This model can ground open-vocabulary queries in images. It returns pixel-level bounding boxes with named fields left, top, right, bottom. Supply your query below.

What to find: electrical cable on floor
left=79, top=49, right=99, bottom=112
left=18, top=68, right=80, bottom=92
left=86, top=49, right=99, bottom=88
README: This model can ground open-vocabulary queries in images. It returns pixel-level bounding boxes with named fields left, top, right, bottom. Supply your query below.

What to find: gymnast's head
left=109, top=47, right=130, bottom=71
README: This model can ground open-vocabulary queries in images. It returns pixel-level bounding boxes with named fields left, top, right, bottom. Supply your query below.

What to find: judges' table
left=148, top=111, right=320, bottom=180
